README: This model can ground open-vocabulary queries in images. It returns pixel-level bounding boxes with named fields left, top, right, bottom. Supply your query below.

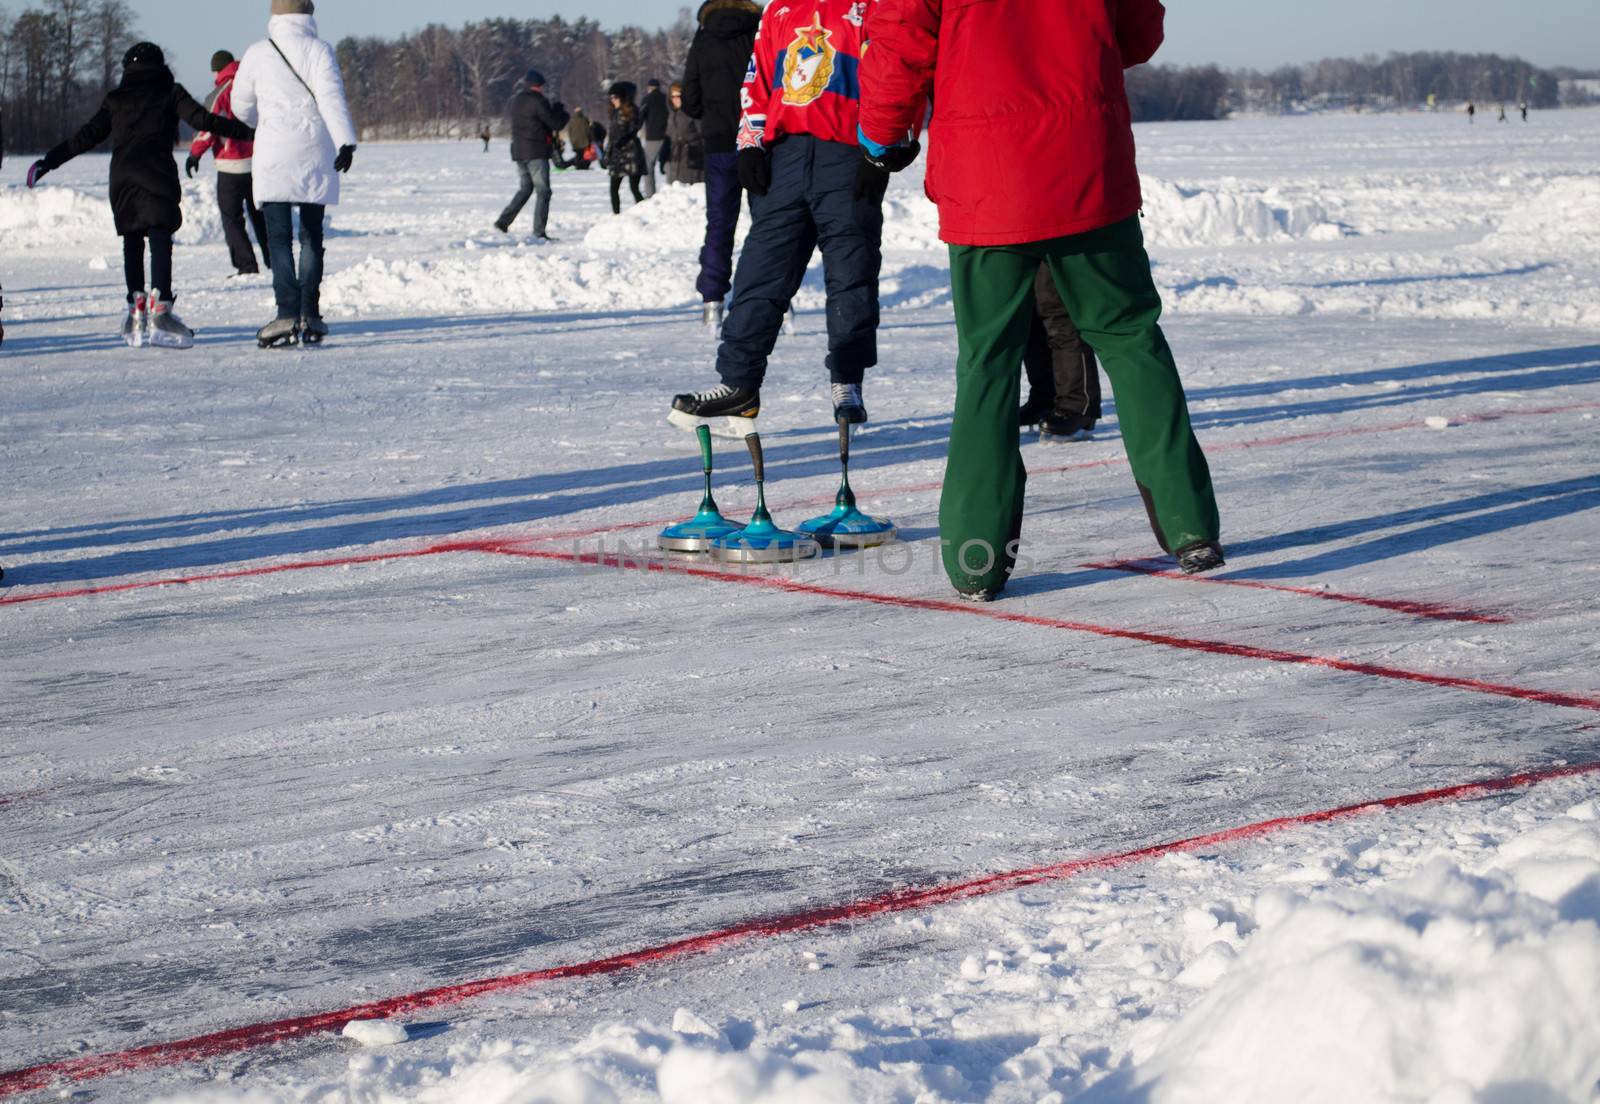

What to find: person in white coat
left=230, top=0, right=358, bottom=347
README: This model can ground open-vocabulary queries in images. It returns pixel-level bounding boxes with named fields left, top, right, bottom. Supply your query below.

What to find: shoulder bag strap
left=269, top=39, right=318, bottom=104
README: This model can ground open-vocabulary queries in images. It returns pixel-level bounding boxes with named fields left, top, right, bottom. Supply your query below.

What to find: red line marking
left=489, top=545, right=1600, bottom=712
left=4, top=759, right=1597, bottom=1097
left=1082, top=559, right=1509, bottom=624
left=4, top=399, right=1597, bottom=610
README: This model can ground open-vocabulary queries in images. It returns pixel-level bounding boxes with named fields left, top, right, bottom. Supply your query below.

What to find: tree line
left=1, top=1, right=1593, bottom=152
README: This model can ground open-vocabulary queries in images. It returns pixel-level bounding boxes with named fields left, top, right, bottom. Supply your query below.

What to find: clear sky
left=105, top=0, right=1599, bottom=103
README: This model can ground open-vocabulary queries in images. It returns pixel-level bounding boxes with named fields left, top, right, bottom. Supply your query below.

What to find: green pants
left=942, top=216, right=1220, bottom=594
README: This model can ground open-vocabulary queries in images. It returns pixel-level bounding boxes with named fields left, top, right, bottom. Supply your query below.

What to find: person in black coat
left=639, top=78, right=670, bottom=199
left=681, top=0, right=762, bottom=314
left=605, top=82, right=648, bottom=215
left=495, top=69, right=566, bottom=239
left=1018, top=265, right=1103, bottom=441
left=27, top=43, right=253, bottom=347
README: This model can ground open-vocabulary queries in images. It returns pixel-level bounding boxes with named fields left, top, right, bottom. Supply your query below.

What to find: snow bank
left=1480, top=175, right=1600, bottom=252
left=0, top=184, right=114, bottom=250
left=1139, top=177, right=1348, bottom=247
left=150, top=783, right=1600, bottom=1104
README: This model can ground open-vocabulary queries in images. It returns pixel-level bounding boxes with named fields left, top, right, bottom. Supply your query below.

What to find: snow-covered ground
left=2, top=110, right=1599, bottom=1102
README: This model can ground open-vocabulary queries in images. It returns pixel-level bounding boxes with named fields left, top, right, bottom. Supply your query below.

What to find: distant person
left=186, top=49, right=272, bottom=278
left=680, top=0, right=762, bottom=329
left=639, top=78, right=669, bottom=198
left=1467, top=101, right=1476, bottom=123
left=231, top=0, right=360, bottom=348
left=860, top=0, right=1224, bottom=597
left=567, top=107, right=594, bottom=169
left=1018, top=266, right=1103, bottom=443
left=479, top=124, right=491, bottom=152
left=605, top=81, right=647, bottom=215
left=1498, top=103, right=1507, bottom=123
left=494, top=69, right=564, bottom=240
left=1519, top=100, right=1529, bottom=122
left=665, top=82, right=704, bottom=186
left=26, top=42, right=253, bottom=349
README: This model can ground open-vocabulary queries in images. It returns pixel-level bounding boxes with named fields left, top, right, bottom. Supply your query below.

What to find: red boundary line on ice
left=1080, top=559, right=1509, bottom=624
left=2, top=400, right=1595, bottom=612
left=493, top=545, right=1600, bottom=712
left=3, top=760, right=1598, bottom=1097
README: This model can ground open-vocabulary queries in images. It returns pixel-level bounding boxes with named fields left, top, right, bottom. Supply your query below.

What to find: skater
left=671, top=0, right=884, bottom=429
left=186, top=49, right=272, bottom=278
left=1467, top=101, right=1476, bottom=123
left=1520, top=100, right=1529, bottom=122
left=1498, top=103, right=1507, bottom=123
left=681, top=0, right=763, bottom=328
left=1018, top=266, right=1103, bottom=443
left=230, top=0, right=359, bottom=348
left=860, top=0, right=1224, bottom=598
left=566, top=107, right=594, bottom=169
left=639, top=78, right=670, bottom=198
left=25, top=42, right=254, bottom=349
left=665, top=83, right=705, bottom=186
left=495, top=69, right=564, bottom=239
left=479, top=124, right=491, bottom=151
left=605, top=82, right=648, bottom=215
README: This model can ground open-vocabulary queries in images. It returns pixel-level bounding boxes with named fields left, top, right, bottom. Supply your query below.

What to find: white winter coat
left=231, top=15, right=358, bottom=206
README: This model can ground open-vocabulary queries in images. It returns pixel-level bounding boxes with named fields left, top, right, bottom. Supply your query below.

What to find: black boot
left=671, top=383, right=761, bottom=419
left=1176, top=541, right=1226, bottom=575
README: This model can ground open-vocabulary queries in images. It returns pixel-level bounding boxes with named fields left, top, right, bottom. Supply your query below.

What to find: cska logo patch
left=781, top=13, right=836, bottom=107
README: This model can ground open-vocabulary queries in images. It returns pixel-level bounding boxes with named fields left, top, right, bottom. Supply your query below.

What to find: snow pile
left=1139, top=177, right=1348, bottom=247
left=1479, top=175, right=1600, bottom=253
left=150, top=785, right=1600, bottom=1104
left=175, top=177, right=227, bottom=247
left=584, top=184, right=721, bottom=253
left=0, top=184, right=114, bottom=249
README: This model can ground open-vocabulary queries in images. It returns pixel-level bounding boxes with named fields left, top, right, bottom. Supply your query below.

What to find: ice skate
left=1039, top=411, right=1096, bottom=443
left=957, top=588, right=997, bottom=602
left=783, top=306, right=798, bottom=336
left=300, top=316, right=329, bottom=346
left=146, top=295, right=194, bottom=350
left=1018, top=393, right=1051, bottom=428
left=1176, top=541, right=1226, bottom=575
left=669, top=383, right=760, bottom=435
left=256, top=317, right=299, bottom=349
left=121, top=293, right=148, bottom=348
left=831, top=382, right=868, bottom=426
left=703, top=301, right=724, bottom=334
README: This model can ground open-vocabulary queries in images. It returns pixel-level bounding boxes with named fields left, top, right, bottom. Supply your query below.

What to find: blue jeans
left=262, top=202, right=326, bottom=321
left=498, top=159, right=551, bottom=236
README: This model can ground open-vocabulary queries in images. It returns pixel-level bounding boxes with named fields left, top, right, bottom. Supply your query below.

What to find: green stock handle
left=695, top=424, right=714, bottom=474
left=744, top=432, right=765, bottom=484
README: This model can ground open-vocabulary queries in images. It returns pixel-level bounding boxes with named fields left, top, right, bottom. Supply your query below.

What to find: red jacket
left=860, top=0, right=1164, bottom=246
left=737, top=0, right=876, bottom=151
left=189, top=61, right=255, bottom=171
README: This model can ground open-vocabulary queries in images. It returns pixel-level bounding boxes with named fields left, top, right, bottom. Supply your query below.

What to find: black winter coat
left=41, top=60, right=252, bottom=236
left=509, top=87, right=564, bottom=161
left=605, top=105, right=647, bottom=177
left=640, top=89, right=670, bottom=141
left=681, top=0, right=761, bottom=155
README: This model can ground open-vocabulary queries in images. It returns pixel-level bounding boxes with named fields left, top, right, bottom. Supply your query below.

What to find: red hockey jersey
left=737, top=0, right=876, bottom=150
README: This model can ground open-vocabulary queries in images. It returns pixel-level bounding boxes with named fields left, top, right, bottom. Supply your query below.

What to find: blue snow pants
left=696, top=151, right=741, bottom=303
left=715, top=135, right=882, bottom=390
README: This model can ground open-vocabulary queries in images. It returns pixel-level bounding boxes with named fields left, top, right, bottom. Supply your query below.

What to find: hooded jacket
left=40, top=58, right=252, bottom=235
left=680, top=0, right=761, bottom=155
left=860, top=0, right=1164, bottom=246
left=190, top=61, right=256, bottom=172
left=231, top=13, right=359, bottom=205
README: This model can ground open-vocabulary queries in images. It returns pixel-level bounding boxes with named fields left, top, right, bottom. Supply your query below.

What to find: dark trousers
left=262, top=203, right=326, bottom=321
left=122, top=230, right=174, bottom=301
left=716, top=136, right=882, bottom=389
left=498, top=159, right=552, bottom=236
left=697, top=151, right=742, bottom=303
left=609, top=173, right=644, bottom=214
left=217, top=172, right=270, bottom=274
left=1023, top=264, right=1103, bottom=420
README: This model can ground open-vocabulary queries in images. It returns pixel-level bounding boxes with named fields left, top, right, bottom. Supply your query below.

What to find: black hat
left=123, top=42, right=165, bottom=67
left=607, top=81, right=635, bottom=101
left=211, top=50, right=235, bottom=72
left=647, top=78, right=661, bottom=89
left=524, top=68, right=546, bottom=87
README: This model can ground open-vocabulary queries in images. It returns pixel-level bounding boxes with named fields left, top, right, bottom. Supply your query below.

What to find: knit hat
left=524, top=68, right=546, bottom=87
left=271, top=0, right=315, bottom=14
left=210, top=50, right=235, bottom=71
left=123, top=42, right=165, bottom=67
left=647, top=79, right=661, bottom=89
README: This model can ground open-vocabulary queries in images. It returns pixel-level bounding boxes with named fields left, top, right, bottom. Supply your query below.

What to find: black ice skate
left=831, top=383, right=868, bottom=426
left=1018, top=393, right=1051, bottom=428
left=300, top=316, right=329, bottom=346
left=146, top=295, right=194, bottom=350
left=1039, top=411, right=1096, bottom=443
left=1176, top=541, right=1226, bottom=575
left=669, top=383, right=761, bottom=436
left=257, top=317, right=299, bottom=349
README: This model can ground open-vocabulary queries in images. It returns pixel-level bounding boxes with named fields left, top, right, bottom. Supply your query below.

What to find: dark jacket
left=666, top=107, right=705, bottom=185
left=681, top=0, right=761, bottom=155
left=41, top=59, right=252, bottom=236
left=567, top=111, right=593, bottom=153
left=605, top=103, right=647, bottom=177
left=508, top=86, right=564, bottom=161
left=640, top=87, right=670, bottom=141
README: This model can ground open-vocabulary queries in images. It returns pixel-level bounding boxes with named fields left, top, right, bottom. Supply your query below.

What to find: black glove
left=184, top=154, right=201, bottom=179
left=737, top=147, right=770, bottom=196
left=334, top=145, right=356, bottom=173
left=854, top=139, right=921, bottom=201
